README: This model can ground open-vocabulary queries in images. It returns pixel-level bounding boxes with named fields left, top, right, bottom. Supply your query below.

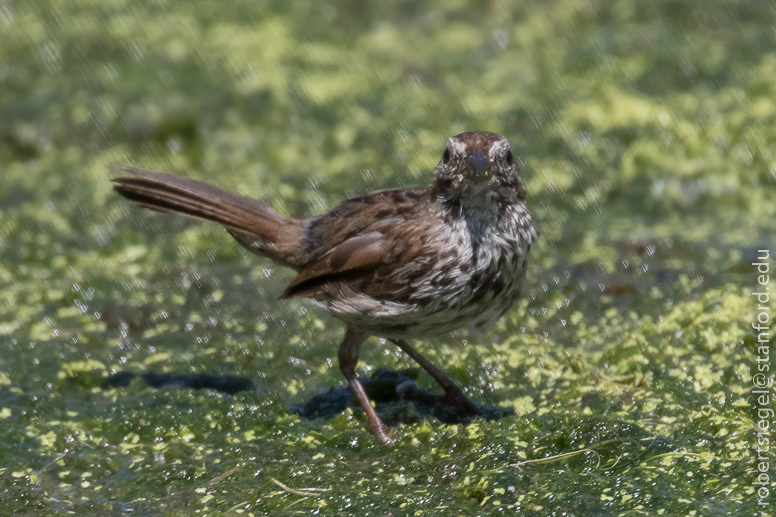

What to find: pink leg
left=389, top=339, right=481, bottom=417
left=339, top=329, right=394, bottom=445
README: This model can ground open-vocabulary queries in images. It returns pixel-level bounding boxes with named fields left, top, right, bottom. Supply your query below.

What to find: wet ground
left=1, top=0, right=774, bottom=515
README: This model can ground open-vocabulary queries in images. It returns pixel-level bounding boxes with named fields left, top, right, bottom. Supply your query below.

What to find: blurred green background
left=1, top=0, right=774, bottom=514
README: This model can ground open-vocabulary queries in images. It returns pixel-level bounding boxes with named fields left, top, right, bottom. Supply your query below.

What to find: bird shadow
left=290, top=367, right=513, bottom=426
left=101, top=368, right=512, bottom=427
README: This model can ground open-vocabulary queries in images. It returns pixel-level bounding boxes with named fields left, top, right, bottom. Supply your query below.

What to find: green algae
left=1, top=0, right=774, bottom=515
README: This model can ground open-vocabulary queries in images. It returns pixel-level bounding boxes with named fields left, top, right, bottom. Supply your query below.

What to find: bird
left=112, top=131, right=537, bottom=445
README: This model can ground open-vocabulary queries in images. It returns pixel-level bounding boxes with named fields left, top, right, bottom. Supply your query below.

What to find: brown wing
left=281, top=187, right=431, bottom=300
left=281, top=231, right=386, bottom=298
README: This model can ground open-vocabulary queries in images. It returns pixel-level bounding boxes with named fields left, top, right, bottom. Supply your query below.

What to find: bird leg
left=389, top=339, right=482, bottom=417
left=338, top=328, right=394, bottom=445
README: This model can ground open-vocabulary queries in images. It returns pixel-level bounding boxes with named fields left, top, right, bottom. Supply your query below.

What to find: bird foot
left=441, top=388, right=482, bottom=418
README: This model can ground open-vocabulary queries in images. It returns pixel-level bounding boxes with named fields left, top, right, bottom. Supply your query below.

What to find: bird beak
left=467, top=148, right=490, bottom=180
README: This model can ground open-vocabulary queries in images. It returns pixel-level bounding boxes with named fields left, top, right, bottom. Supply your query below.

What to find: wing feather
left=281, top=232, right=387, bottom=299
left=280, top=186, right=432, bottom=301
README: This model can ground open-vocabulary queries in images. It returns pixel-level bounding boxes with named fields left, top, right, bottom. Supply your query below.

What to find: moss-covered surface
left=1, top=0, right=774, bottom=514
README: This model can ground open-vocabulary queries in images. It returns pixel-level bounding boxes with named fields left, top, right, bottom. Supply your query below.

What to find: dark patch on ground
left=291, top=367, right=513, bottom=426
left=103, top=368, right=511, bottom=426
left=104, top=371, right=255, bottom=395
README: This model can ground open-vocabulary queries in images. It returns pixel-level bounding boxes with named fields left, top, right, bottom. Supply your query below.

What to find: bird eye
left=505, top=150, right=514, bottom=164
left=442, top=147, right=451, bottom=163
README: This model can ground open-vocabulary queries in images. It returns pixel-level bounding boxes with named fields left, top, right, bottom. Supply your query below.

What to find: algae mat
left=1, top=0, right=774, bottom=515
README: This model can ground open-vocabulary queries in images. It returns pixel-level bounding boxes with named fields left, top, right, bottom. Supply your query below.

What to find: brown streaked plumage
left=112, top=131, right=537, bottom=445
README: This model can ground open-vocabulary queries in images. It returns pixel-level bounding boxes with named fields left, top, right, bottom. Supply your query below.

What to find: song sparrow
left=113, top=131, right=536, bottom=445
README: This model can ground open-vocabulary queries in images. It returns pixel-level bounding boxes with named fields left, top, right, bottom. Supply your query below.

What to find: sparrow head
left=432, top=131, right=526, bottom=207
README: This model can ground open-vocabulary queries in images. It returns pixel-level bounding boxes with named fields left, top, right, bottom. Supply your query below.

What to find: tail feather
left=112, top=167, right=306, bottom=268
